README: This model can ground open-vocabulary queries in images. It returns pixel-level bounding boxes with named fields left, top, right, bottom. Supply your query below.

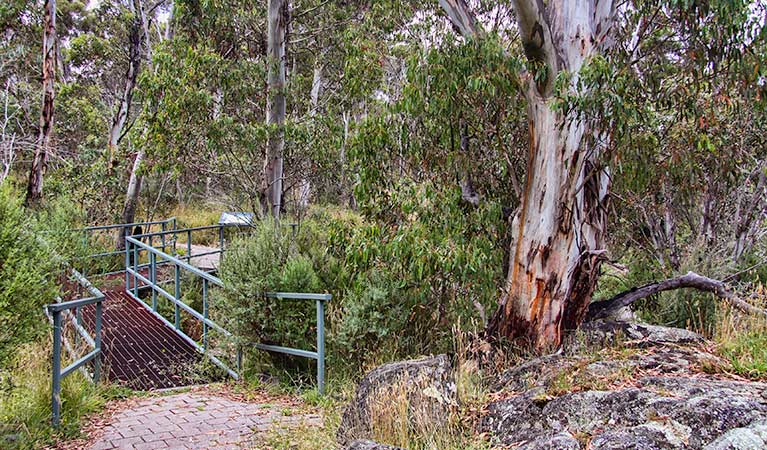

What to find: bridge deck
left=80, top=288, right=209, bottom=391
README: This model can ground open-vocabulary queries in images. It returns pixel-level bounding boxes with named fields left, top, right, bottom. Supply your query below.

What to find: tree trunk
left=165, top=1, right=175, bottom=40
left=441, top=0, right=616, bottom=348
left=486, top=90, right=610, bottom=347
left=116, top=0, right=151, bottom=248
left=262, top=0, right=289, bottom=219
left=25, top=0, right=56, bottom=206
left=733, top=164, right=766, bottom=262
left=107, top=0, right=143, bottom=170
left=116, top=149, right=145, bottom=249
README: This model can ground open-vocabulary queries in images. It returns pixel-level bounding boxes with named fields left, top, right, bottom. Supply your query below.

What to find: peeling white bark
left=438, top=0, right=616, bottom=347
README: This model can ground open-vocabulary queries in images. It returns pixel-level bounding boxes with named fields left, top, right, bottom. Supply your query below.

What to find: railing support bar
left=51, top=310, right=62, bottom=428
left=202, top=279, right=208, bottom=350
left=94, top=300, right=102, bottom=383
left=317, top=299, right=325, bottom=395
left=150, top=252, right=157, bottom=311
left=174, top=264, right=181, bottom=329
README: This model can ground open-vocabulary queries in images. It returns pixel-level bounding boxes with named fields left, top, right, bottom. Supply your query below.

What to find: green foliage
left=719, top=328, right=767, bottom=379
left=0, top=340, right=123, bottom=449
left=218, top=221, right=321, bottom=355
left=0, top=186, right=64, bottom=364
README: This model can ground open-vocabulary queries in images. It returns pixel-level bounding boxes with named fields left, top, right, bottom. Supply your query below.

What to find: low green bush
left=0, top=186, right=66, bottom=364
left=217, top=220, right=322, bottom=356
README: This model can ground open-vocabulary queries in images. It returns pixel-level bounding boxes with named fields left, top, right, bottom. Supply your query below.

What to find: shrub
left=217, top=221, right=321, bottom=355
left=0, top=187, right=60, bottom=364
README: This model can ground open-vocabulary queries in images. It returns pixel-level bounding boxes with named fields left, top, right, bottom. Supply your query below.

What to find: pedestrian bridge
left=46, top=218, right=330, bottom=427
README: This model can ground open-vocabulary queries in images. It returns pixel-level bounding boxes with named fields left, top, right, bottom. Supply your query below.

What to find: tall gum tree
left=25, top=0, right=57, bottom=205
left=108, top=0, right=143, bottom=171
left=262, top=0, right=289, bottom=219
left=440, top=0, right=615, bottom=348
left=115, top=0, right=148, bottom=249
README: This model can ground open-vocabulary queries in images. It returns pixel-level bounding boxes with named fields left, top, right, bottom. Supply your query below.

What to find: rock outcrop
left=337, top=321, right=767, bottom=449
left=482, top=320, right=767, bottom=449
left=344, top=440, right=405, bottom=450
left=336, top=354, right=456, bottom=447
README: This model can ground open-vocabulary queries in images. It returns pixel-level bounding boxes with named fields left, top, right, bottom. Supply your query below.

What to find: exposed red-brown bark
left=25, top=0, right=57, bottom=206
left=440, top=0, right=615, bottom=348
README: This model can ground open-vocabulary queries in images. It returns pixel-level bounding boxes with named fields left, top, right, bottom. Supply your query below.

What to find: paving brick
left=110, top=436, right=144, bottom=448
left=89, top=392, right=320, bottom=450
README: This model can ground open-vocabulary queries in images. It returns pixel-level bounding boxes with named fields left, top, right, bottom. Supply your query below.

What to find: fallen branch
left=586, top=271, right=767, bottom=321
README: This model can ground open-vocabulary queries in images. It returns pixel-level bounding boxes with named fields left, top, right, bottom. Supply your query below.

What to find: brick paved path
left=88, top=391, right=321, bottom=449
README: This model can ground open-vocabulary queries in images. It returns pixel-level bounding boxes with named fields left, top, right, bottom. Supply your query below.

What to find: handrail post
left=94, top=300, right=102, bottom=383
left=174, top=264, right=181, bottom=329
left=133, top=243, right=139, bottom=298
left=161, top=221, right=167, bottom=254
left=186, top=229, right=192, bottom=263
left=317, top=299, right=325, bottom=395
left=51, top=309, right=62, bottom=428
left=150, top=252, right=157, bottom=311
left=219, top=225, right=225, bottom=262
left=124, top=239, right=130, bottom=293
left=202, top=279, right=209, bottom=350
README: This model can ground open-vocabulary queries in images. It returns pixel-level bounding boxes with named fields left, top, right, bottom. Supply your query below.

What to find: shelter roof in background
left=218, top=212, right=254, bottom=226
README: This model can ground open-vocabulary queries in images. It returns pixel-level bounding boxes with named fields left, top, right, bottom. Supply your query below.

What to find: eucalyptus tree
left=262, top=0, right=289, bottom=219
left=25, top=0, right=57, bottom=205
left=107, top=0, right=144, bottom=172
left=601, top=1, right=767, bottom=276
left=440, top=0, right=615, bottom=347
left=436, top=0, right=767, bottom=347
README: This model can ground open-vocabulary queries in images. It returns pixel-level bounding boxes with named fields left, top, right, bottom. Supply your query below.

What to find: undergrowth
left=0, top=339, right=130, bottom=449
left=715, top=286, right=767, bottom=379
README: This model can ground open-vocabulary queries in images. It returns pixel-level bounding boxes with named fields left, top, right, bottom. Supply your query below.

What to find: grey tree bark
left=587, top=271, right=767, bottom=321
left=1, top=81, right=17, bottom=184
left=440, top=0, right=616, bottom=348
left=107, top=0, right=143, bottom=171
left=25, top=0, right=57, bottom=206
left=116, top=0, right=156, bottom=249
left=262, top=0, right=289, bottom=219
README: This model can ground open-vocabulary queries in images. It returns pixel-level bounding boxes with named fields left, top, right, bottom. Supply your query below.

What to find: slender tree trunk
left=25, top=0, right=57, bottom=206
left=116, top=0, right=151, bottom=248
left=440, top=0, right=615, bottom=348
left=733, top=165, right=766, bottom=262
left=107, top=0, right=143, bottom=170
left=1, top=81, right=16, bottom=184
left=116, top=149, right=145, bottom=249
left=310, top=60, right=322, bottom=117
left=262, top=0, right=289, bottom=219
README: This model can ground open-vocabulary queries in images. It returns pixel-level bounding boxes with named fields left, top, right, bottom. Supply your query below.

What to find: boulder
left=482, top=321, right=767, bottom=449
left=482, top=376, right=767, bottom=449
left=345, top=440, right=405, bottom=450
left=337, top=354, right=456, bottom=447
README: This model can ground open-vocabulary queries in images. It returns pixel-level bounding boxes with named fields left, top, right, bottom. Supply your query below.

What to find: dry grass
left=715, top=284, right=767, bottom=379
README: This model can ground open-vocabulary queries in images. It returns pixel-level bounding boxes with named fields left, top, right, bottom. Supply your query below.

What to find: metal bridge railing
left=44, top=268, right=104, bottom=428
left=124, top=226, right=330, bottom=394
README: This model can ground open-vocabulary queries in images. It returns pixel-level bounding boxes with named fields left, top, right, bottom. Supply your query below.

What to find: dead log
left=586, top=271, right=767, bottom=321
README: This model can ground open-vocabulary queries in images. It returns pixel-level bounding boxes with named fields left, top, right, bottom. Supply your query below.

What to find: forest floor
left=54, top=384, right=323, bottom=450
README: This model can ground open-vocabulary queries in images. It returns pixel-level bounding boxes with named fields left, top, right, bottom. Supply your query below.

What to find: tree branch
left=587, top=271, right=767, bottom=321
left=511, top=0, right=557, bottom=77
left=438, top=0, right=484, bottom=38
